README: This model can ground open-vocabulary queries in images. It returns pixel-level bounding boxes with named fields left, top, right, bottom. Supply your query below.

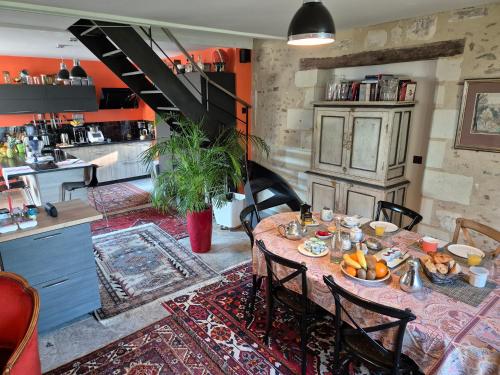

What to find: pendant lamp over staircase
left=287, top=0, right=335, bottom=46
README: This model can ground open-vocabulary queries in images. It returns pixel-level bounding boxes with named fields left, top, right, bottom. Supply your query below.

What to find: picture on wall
left=455, top=79, right=500, bottom=152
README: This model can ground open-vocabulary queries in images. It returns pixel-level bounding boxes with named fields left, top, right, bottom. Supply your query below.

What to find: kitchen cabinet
left=0, top=200, right=101, bottom=332
left=0, top=85, right=98, bottom=114
left=67, top=141, right=150, bottom=183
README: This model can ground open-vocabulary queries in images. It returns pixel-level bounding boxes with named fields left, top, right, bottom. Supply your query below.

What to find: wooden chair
left=0, top=272, right=41, bottom=375
left=256, top=239, right=317, bottom=375
left=375, top=201, right=423, bottom=231
left=240, top=204, right=263, bottom=325
left=452, top=218, right=500, bottom=258
left=323, top=275, right=422, bottom=375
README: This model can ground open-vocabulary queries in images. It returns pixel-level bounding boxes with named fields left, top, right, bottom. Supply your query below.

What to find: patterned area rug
left=93, top=223, right=219, bottom=320
left=88, top=181, right=150, bottom=213
left=91, top=207, right=188, bottom=239
left=44, top=315, right=226, bottom=375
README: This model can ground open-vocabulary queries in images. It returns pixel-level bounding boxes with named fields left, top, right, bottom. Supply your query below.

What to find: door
left=343, top=182, right=384, bottom=219
left=312, top=108, right=349, bottom=175
left=345, top=110, right=389, bottom=181
left=387, top=110, right=411, bottom=181
left=308, top=174, right=340, bottom=213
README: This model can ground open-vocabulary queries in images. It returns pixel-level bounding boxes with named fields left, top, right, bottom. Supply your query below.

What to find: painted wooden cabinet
left=312, top=104, right=413, bottom=186
left=308, top=102, right=414, bottom=224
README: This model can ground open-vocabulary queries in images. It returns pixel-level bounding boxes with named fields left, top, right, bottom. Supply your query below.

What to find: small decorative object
left=2, top=71, right=11, bottom=84
left=455, top=79, right=500, bottom=152
left=349, top=225, right=364, bottom=243
left=399, top=257, right=423, bottom=293
left=320, top=206, right=334, bottom=221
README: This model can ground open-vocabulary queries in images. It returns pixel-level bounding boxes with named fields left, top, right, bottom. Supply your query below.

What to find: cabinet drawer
left=0, top=224, right=94, bottom=286
left=37, top=267, right=101, bottom=332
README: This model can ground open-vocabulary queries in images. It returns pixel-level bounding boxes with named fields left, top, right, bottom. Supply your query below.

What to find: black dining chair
left=375, top=201, right=423, bottom=231
left=323, top=275, right=423, bottom=375
left=240, top=204, right=262, bottom=325
left=256, top=239, right=317, bottom=375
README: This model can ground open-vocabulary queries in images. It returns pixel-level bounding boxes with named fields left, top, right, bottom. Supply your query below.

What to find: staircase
left=68, top=19, right=231, bottom=139
left=245, top=161, right=302, bottom=214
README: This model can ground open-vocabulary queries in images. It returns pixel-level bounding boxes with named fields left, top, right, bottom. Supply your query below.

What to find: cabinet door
left=343, top=183, right=384, bottom=219
left=312, top=109, right=349, bottom=175
left=345, top=111, right=389, bottom=181
left=308, top=174, right=340, bottom=213
left=387, top=110, right=411, bottom=181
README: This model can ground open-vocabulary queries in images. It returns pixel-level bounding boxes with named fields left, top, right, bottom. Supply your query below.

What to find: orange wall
left=169, top=48, right=252, bottom=135
left=0, top=55, right=154, bottom=127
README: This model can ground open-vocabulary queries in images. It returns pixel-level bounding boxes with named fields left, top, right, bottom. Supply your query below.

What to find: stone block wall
left=252, top=4, right=500, bottom=247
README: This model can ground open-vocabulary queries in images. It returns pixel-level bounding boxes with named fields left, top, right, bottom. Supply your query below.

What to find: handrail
left=161, top=27, right=252, bottom=109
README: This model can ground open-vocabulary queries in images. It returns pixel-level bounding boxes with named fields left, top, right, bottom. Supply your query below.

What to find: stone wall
left=252, top=3, right=500, bottom=246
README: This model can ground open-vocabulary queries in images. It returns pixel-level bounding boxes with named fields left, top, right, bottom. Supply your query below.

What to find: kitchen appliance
left=87, top=125, right=104, bottom=143
left=140, top=129, right=149, bottom=140
left=60, top=133, right=70, bottom=145
left=72, top=126, right=87, bottom=144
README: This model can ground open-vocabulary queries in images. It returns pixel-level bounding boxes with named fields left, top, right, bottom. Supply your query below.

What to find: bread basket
left=419, top=258, right=462, bottom=285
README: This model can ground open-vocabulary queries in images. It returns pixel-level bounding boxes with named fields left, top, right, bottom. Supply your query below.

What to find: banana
left=343, top=254, right=361, bottom=269
left=356, top=249, right=367, bottom=270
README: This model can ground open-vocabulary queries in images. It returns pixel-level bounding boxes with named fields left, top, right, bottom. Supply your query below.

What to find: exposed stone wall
left=252, top=4, right=500, bottom=246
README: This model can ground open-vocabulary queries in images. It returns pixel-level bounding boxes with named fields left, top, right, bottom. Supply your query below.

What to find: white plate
left=340, top=261, right=391, bottom=285
left=369, top=221, right=399, bottom=233
left=298, top=244, right=329, bottom=258
left=447, top=244, right=485, bottom=259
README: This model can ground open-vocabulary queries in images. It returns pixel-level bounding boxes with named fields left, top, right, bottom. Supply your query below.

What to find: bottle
left=331, top=216, right=343, bottom=264
left=185, top=55, right=193, bottom=73
left=197, top=55, right=204, bottom=71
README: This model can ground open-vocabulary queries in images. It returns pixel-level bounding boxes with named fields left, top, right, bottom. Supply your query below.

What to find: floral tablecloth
left=252, top=212, right=499, bottom=375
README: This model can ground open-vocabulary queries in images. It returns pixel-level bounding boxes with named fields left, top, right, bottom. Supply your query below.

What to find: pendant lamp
left=287, top=0, right=335, bottom=46
left=70, top=58, right=87, bottom=79
left=56, top=61, right=70, bottom=80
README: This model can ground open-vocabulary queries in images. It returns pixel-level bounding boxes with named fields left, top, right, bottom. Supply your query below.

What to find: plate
left=298, top=244, right=329, bottom=257
left=340, top=261, right=391, bottom=285
left=375, top=248, right=410, bottom=269
left=447, top=244, right=485, bottom=259
left=369, top=221, right=399, bottom=233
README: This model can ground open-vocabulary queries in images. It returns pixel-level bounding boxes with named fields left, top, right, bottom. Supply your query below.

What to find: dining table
left=252, top=211, right=499, bottom=375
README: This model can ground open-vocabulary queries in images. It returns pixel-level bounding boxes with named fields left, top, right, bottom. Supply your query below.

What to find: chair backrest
left=375, top=201, right=422, bottom=230
left=323, top=275, right=416, bottom=372
left=452, top=218, right=500, bottom=257
left=85, top=164, right=99, bottom=188
left=256, top=240, right=308, bottom=302
left=0, top=272, right=40, bottom=375
left=240, top=204, right=261, bottom=247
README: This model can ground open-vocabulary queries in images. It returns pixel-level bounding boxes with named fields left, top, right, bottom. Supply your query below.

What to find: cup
left=467, top=253, right=482, bottom=267
left=469, top=266, right=488, bottom=288
left=419, top=236, right=439, bottom=253
left=375, top=224, right=386, bottom=236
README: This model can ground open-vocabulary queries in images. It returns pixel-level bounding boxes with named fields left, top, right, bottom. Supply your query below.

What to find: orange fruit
left=375, top=262, right=388, bottom=279
left=349, top=253, right=358, bottom=262
left=345, top=265, right=357, bottom=277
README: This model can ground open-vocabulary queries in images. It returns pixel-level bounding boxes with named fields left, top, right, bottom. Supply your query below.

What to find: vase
left=186, top=207, right=213, bottom=253
left=6, top=148, right=14, bottom=158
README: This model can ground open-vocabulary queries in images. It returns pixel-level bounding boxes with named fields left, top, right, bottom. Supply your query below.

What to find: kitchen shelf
left=312, top=100, right=417, bottom=107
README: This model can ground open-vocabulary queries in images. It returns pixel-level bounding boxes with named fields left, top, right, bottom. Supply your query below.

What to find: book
left=404, top=83, right=417, bottom=101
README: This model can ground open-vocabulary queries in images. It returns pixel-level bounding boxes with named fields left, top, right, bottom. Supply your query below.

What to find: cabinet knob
left=342, top=166, right=347, bottom=172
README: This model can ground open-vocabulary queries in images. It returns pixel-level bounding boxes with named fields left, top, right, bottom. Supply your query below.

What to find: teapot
left=278, top=220, right=307, bottom=241
left=399, top=258, right=423, bottom=293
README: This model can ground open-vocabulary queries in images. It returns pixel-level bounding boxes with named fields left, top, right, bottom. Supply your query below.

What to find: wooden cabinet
left=312, top=104, right=413, bottom=186
left=309, top=102, right=414, bottom=223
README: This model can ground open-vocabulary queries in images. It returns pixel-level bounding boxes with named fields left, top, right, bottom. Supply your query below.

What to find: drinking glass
left=375, top=224, right=386, bottom=237
left=467, top=253, right=482, bottom=266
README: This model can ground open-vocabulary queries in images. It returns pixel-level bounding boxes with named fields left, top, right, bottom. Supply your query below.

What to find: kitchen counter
left=0, top=199, right=102, bottom=243
left=0, top=153, right=90, bottom=177
left=57, top=138, right=152, bottom=149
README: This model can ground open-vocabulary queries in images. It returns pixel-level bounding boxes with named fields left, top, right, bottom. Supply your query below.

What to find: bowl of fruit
left=341, top=250, right=391, bottom=285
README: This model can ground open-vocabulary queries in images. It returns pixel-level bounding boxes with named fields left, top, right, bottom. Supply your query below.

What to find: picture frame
left=455, top=79, right=500, bottom=152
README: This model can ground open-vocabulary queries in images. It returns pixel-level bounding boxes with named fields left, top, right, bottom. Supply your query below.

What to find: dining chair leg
left=264, top=281, right=274, bottom=344
left=300, top=315, right=308, bottom=375
left=245, top=275, right=262, bottom=327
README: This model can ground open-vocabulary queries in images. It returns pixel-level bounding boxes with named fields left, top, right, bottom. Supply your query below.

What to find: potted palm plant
left=142, top=118, right=268, bottom=253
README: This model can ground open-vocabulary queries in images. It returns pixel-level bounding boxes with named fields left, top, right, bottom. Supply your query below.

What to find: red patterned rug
left=88, top=182, right=150, bottom=213
left=91, top=207, right=188, bottom=239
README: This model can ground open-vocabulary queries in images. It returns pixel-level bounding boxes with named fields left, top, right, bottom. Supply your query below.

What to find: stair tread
left=102, top=49, right=122, bottom=57
left=80, top=25, right=99, bottom=37
left=141, top=90, right=162, bottom=94
left=249, top=177, right=280, bottom=193
left=122, top=70, right=144, bottom=76
left=256, top=194, right=296, bottom=211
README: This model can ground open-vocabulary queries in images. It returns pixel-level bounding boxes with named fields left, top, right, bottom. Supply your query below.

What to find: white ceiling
left=0, top=0, right=493, bottom=59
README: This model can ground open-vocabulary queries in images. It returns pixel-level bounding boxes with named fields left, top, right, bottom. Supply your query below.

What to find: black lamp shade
left=57, top=62, right=70, bottom=80
left=70, top=59, right=87, bottom=79
left=288, top=0, right=335, bottom=46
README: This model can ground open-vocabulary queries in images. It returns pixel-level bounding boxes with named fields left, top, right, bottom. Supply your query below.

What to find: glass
left=467, top=253, right=482, bottom=267
left=325, top=79, right=335, bottom=101
left=3, top=71, right=11, bottom=84
left=375, top=224, right=386, bottom=236
left=331, top=216, right=343, bottom=264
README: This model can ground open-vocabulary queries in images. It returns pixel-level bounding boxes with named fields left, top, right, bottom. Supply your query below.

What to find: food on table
left=356, top=249, right=367, bottom=269
left=343, top=254, right=361, bottom=269
left=366, top=254, right=377, bottom=270
left=357, top=269, right=367, bottom=279
left=366, top=270, right=376, bottom=280
left=375, top=262, right=388, bottom=278
left=345, top=266, right=357, bottom=277
left=327, top=225, right=336, bottom=232
left=316, top=230, right=330, bottom=236
left=421, top=253, right=462, bottom=278
left=350, top=253, right=358, bottom=262
left=303, top=238, right=328, bottom=255
left=467, top=254, right=482, bottom=266
left=375, top=224, right=386, bottom=236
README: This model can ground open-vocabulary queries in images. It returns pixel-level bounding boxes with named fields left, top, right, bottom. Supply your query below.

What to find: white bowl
left=343, top=216, right=360, bottom=227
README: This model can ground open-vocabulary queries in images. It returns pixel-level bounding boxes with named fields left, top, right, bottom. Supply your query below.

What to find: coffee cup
left=419, top=236, right=439, bottom=253
left=469, top=266, right=488, bottom=288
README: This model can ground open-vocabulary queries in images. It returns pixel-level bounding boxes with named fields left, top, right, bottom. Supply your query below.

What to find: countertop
left=57, top=139, right=152, bottom=149
left=0, top=152, right=91, bottom=177
left=0, top=199, right=102, bottom=243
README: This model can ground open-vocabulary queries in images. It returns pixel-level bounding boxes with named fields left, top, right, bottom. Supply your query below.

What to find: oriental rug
left=88, top=181, right=150, bottom=213
left=93, top=223, right=219, bottom=320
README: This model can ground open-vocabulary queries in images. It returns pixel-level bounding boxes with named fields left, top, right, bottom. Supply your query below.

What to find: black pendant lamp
left=288, top=0, right=335, bottom=46
left=56, top=60, right=70, bottom=80
left=70, top=58, right=87, bottom=79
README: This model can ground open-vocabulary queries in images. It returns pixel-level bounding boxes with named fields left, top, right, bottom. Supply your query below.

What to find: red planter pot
left=186, top=207, right=213, bottom=253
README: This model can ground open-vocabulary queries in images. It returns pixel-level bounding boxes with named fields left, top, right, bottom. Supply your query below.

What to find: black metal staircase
left=68, top=19, right=230, bottom=138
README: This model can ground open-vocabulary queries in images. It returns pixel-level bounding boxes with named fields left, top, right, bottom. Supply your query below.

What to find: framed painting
left=455, top=79, right=500, bottom=152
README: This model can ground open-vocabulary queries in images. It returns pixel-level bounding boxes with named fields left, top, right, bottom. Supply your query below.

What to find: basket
left=419, top=259, right=462, bottom=285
